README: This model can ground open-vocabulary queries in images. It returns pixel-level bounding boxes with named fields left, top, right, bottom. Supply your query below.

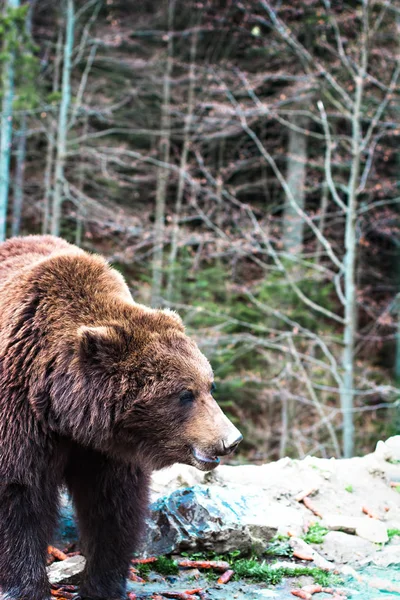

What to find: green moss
left=388, top=528, right=400, bottom=540
left=302, top=523, right=329, bottom=544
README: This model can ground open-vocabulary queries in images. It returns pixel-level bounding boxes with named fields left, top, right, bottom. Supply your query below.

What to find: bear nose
left=223, top=433, right=243, bottom=455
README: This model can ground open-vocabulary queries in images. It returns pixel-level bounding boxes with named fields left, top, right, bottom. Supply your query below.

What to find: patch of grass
left=265, top=536, right=293, bottom=558
left=135, top=562, right=151, bottom=578
left=154, top=557, right=179, bottom=576
left=232, top=559, right=338, bottom=586
left=135, top=557, right=179, bottom=578
left=313, top=570, right=341, bottom=587
left=345, top=485, right=354, bottom=493
left=302, top=523, right=329, bottom=544
left=388, top=528, right=400, bottom=540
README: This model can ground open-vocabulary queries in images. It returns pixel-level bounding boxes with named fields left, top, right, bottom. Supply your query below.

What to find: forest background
left=1, top=0, right=399, bottom=461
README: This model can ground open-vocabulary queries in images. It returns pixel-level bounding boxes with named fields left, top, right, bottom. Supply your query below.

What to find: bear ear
left=77, top=325, right=128, bottom=366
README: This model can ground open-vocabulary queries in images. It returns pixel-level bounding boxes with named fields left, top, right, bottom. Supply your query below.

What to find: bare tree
left=283, top=113, right=309, bottom=255
left=11, top=0, right=36, bottom=237
left=166, top=27, right=198, bottom=302
left=51, top=0, right=74, bottom=237
left=151, top=0, right=175, bottom=306
left=0, top=0, right=20, bottom=241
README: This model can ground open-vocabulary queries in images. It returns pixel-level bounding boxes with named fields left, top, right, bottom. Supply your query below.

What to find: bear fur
left=0, top=236, right=241, bottom=600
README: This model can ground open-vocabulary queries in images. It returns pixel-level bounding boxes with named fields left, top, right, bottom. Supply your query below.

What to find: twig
left=178, top=559, right=230, bottom=572
left=217, top=570, right=234, bottom=584
left=303, top=497, right=323, bottom=518
left=362, top=506, right=380, bottom=519
left=131, top=557, right=158, bottom=564
left=48, top=546, right=68, bottom=561
left=295, top=488, right=318, bottom=502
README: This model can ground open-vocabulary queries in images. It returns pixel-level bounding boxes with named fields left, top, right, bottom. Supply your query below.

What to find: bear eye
left=179, top=390, right=195, bottom=405
left=211, top=382, right=216, bottom=393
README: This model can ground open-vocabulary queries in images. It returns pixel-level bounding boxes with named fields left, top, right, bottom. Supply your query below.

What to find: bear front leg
left=65, top=447, right=149, bottom=600
left=0, top=482, right=59, bottom=600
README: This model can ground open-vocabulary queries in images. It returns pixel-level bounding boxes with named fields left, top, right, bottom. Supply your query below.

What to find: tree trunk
left=43, top=26, right=63, bottom=234
left=283, top=114, right=309, bottom=254
left=151, top=0, right=175, bottom=306
left=0, top=0, right=20, bottom=242
left=340, top=72, right=364, bottom=458
left=315, top=182, right=328, bottom=265
left=51, top=0, right=74, bottom=237
left=11, top=0, right=35, bottom=237
left=165, top=27, right=197, bottom=303
left=11, top=115, right=26, bottom=237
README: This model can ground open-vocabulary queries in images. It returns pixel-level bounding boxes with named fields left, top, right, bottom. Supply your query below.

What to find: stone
left=362, top=545, right=400, bottom=568
left=322, top=513, right=365, bottom=534
left=355, top=519, right=388, bottom=544
left=47, top=556, right=86, bottom=584
left=139, top=485, right=304, bottom=556
left=289, top=537, right=334, bottom=571
left=374, top=436, right=400, bottom=463
left=319, top=531, right=376, bottom=565
left=48, top=436, right=400, bottom=571
left=151, top=464, right=206, bottom=497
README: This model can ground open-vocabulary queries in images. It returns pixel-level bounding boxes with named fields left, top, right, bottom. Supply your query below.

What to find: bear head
left=74, top=307, right=242, bottom=471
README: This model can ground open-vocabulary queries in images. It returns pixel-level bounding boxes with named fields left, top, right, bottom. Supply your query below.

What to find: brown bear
left=0, top=235, right=242, bottom=600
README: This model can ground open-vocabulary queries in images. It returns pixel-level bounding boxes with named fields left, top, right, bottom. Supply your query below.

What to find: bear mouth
left=191, top=447, right=220, bottom=468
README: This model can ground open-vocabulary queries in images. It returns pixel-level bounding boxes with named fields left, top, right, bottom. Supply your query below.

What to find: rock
left=48, top=436, right=400, bottom=569
left=47, top=556, right=86, bottom=584
left=362, top=545, right=400, bottom=567
left=151, top=464, right=206, bottom=497
left=374, top=436, right=400, bottom=462
left=355, top=519, right=388, bottom=543
left=319, top=531, right=376, bottom=565
left=289, top=537, right=334, bottom=571
left=322, top=513, right=365, bottom=534
left=139, top=485, right=304, bottom=556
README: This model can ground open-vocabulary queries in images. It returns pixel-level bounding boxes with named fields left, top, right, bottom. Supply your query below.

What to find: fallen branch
left=131, top=557, right=158, bottom=564
left=291, top=585, right=347, bottom=599
left=362, top=506, right=380, bottom=519
left=48, top=546, right=68, bottom=561
left=295, top=488, right=318, bottom=502
left=291, top=590, right=312, bottom=599
left=50, top=585, right=77, bottom=593
left=292, top=550, right=314, bottom=561
left=217, top=569, right=234, bottom=584
left=303, top=497, right=323, bottom=518
left=290, top=537, right=335, bottom=571
left=178, top=559, right=230, bottom=572
left=50, top=590, right=74, bottom=599
left=128, top=569, right=146, bottom=583
left=160, top=593, right=198, bottom=599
